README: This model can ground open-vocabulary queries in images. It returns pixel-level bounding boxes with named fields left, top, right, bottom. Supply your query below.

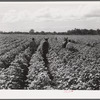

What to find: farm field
left=0, top=34, right=100, bottom=90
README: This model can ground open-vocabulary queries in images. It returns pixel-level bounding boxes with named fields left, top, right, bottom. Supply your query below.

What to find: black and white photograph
left=0, top=1, right=100, bottom=91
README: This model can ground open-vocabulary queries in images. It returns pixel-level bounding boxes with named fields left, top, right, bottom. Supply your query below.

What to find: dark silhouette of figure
left=37, top=37, right=49, bottom=63
left=42, top=38, right=49, bottom=62
left=55, top=37, right=57, bottom=41
left=29, top=38, right=36, bottom=54
left=42, top=38, right=54, bottom=81
left=62, top=37, right=68, bottom=48
left=37, top=38, right=54, bottom=81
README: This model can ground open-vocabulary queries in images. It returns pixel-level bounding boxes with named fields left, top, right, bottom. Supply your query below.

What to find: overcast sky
left=0, top=2, right=100, bottom=32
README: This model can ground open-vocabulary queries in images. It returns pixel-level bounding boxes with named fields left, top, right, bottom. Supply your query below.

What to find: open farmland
left=0, top=34, right=100, bottom=90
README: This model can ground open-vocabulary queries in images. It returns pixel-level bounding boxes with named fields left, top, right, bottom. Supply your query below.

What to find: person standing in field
left=42, top=38, right=49, bottom=60
left=62, top=37, right=69, bottom=48
left=37, top=38, right=49, bottom=60
left=37, top=38, right=54, bottom=80
left=55, top=37, right=57, bottom=41
left=29, top=38, right=37, bottom=53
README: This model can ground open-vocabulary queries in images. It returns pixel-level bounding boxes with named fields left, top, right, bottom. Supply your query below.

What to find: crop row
left=0, top=36, right=24, bottom=48
left=0, top=47, right=32, bottom=89
left=27, top=52, right=53, bottom=90
left=47, top=50, right=66, bottom=89
left=0, top=38, right=30, bottom=56
left=48, top=41, right=100, bottom=90
left=0, top=41, right=30, bottom=70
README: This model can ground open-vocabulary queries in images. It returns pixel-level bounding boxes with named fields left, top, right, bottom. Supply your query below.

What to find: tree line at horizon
left=0, top=28, right=100, bottom=35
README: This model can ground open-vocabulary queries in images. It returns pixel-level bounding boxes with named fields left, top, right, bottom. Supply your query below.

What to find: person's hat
left=69, top=39, right=71, bottom=42
left=32, top=38, right=34, bottom=40
left=44, top=37, right=49, bottom=40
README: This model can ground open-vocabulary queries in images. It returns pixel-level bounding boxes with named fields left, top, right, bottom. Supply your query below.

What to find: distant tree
left=0, top=31, right=3, bottom=34
left=29, top=29, right=35, bottom=34
left=97, top=29, right=100, bottom=35
left=53, top=31, right=57, bottom=34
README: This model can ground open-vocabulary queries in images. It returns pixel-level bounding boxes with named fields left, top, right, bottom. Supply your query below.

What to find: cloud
left=2, top=10, right=33, bottom=23
left=84, top=9, right=100, bottom=18
left=1, top=2, right=100, bottom=32
left=81, top=3, right=100, bottom=20
left=1, top=6, right=86, bottom=23
left=2, top=3, right=100, bottom=23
